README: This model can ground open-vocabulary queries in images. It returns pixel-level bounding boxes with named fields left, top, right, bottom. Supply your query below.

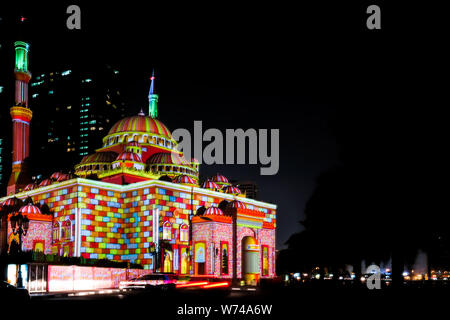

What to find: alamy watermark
left=173, top=121, right=279, bottom=176
left=366, top=264, right=381, bottom=290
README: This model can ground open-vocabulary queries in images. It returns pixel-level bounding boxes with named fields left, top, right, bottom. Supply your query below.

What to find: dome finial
left=148, top=69, right=158, bottom=119
left=138, top=108, right=145, bottom=116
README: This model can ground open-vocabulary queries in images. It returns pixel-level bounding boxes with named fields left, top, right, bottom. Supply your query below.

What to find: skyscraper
left=233, top=181, right=259, bottom=200
left=28, top=64, right=125, bottom=175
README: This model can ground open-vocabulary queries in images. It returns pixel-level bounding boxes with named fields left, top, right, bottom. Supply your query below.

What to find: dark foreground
left=3, top=282, right=449, bottom=319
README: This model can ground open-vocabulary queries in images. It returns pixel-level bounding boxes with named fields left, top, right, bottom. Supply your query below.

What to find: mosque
left=0, top=41, right=276, bottom=284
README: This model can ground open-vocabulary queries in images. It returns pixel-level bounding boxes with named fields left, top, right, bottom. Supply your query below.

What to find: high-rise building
left=28, top=64, right=125, bottom=175
left=233, top=181, right=259, bottom=200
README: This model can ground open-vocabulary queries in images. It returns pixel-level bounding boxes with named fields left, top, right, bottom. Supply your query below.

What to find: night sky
left=1, top=2, right=444, bottom=249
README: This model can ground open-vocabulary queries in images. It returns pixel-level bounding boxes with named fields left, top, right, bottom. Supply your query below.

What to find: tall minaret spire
left=148, top=69, right=158, bottom=118
left=7, top=40, right=33, bottom=195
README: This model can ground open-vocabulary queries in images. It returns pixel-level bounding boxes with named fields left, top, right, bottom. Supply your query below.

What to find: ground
left=6, top=283, right=447, bottom=319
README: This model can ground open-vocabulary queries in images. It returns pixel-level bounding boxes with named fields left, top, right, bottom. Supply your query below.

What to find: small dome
left=147, top=152, right=191, bottom=166
left=24, top=183, right=37, bottom=191
left=204, top=207, right=224, bottom=216
left=222, top=185, right=241, bottom=194
left=19, top=203, right=42, bottom=215
left=2, top=197, right=21, bottom=207
left=80, top=152, right=118, bottom=164
left=115, top=151, right=143, bottom=163
left=228, top=200, right=246, bottom=209
left=108, top=115, right=172, bottom=139
left=175, top=175, right=197, bottom=186
left=50, top=172, right=63, bottom=180
left=211, top=173, right=229, bottom=184
left=39, top=179, right=53, bottom=187
left=202, top=180, right=220, bottom=190
left=57, top=173, right=70, bottom=182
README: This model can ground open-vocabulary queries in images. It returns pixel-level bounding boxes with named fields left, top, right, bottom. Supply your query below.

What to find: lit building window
left=163, top=221, right=172, bottom=240
left=180, top=224, right=189, bottom=242
left=64, top=220, right=71, bottom=240
left=221, top=243, right=229, bottom=275
left=53, top=222, right=60, bottom=242
left=62, top=70, right=71, bottom=76
left=262, top=246, right=269, bottom=276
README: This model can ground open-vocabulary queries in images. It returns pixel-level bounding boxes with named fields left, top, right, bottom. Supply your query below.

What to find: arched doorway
left=241, top=236, right=260, bottom=285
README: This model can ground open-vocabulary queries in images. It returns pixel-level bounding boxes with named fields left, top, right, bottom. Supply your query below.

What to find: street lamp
left=9, top=212, right=29, bottom=288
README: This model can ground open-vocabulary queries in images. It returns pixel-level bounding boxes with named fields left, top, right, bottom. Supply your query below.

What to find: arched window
left=180, top=224, right=189, bottom=242
left=163, top=221, right=172, bottom=240
left=64, top=220, right=71, bottom=240
left=221, top=242, right=229, bottom=275
left=53, top=222, right=60, bottom=242
left=262, top=246, right=269, bottom=276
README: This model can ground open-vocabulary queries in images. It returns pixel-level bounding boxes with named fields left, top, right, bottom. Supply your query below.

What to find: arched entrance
left=241, top=236, right=260, bottom=285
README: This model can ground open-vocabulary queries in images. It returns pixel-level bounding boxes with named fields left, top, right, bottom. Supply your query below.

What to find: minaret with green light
left=7, top=40, right=33, bottom=195
left=148, top=70, right=158, bottom=118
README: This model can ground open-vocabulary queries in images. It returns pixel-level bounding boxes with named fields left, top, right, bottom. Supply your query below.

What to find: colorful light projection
left=47, top=265, right=151, bottom=292
left=14, top=41, right=30, bottom=72
left=148, top=70, right=158, bottom=118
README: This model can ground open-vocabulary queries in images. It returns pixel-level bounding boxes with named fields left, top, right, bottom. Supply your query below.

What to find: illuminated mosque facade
left=0, top=41, right=276, bottom=284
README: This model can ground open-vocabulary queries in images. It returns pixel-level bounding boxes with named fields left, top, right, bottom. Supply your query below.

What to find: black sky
left=1, top=1, right=445, bottom=249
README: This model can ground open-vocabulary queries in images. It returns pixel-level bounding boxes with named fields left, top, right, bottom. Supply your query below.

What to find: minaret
left=148, top=70, right=158, bottom=118
left=7, top=41, right=32, bottom=195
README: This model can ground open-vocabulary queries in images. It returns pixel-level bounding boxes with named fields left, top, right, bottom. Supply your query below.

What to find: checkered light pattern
left=2, top=179, right=276, bottom=277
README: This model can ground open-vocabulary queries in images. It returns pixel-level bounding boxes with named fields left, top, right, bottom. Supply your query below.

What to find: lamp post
left=9, top=212, right=29, bottom=288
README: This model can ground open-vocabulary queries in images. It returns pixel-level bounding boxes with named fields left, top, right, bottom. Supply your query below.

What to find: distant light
left=150, top=76, right=155, bottom=80
left=402, top=272, right=409, bottom=276
left=20, top=17, right=27, bottom=22
left=62, top=70, right=71, bottom=76
left=0, top=86, right=3, bottom=93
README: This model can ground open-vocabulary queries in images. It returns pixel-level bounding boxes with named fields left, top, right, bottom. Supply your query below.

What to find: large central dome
left=108, top=114, right=172, bottom=138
